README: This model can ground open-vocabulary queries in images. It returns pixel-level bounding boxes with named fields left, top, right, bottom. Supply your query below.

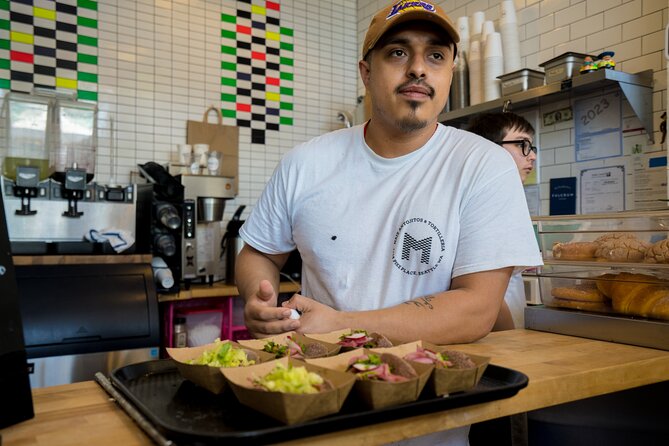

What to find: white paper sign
left=580, top=166, right=625, bottom=213
left=575, top=92, right=622, bottom=161
left=633, top=153, right=668, bottom=210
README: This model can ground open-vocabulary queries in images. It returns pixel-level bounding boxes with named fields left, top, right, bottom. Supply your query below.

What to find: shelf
left=440, top=69, right=655, bottom=142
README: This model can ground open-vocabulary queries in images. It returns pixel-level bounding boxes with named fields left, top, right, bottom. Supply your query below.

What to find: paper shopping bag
left=186, top=106, right=239, bottom=193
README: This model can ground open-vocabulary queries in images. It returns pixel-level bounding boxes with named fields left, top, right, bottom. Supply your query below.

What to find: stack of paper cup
left=469, top=11, right=485, bottom=43
left=481, top=20, right=495, bottom=44
left=456, top=16, right=470, bottom=58
left=499, top=0, right=521, bottom=74
left=483, top=32, right=504, bottom=102
left=468, top=39, right=482, bottom=105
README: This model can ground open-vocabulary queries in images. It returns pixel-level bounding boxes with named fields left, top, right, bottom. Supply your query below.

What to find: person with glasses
left=466, top=112, right=538, bottom=329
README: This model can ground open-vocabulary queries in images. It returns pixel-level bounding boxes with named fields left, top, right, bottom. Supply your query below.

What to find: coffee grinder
left=178, top=174, right=235, bottom=282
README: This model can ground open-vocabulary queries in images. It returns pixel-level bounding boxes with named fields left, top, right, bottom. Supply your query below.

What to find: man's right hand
left=244, top=279, right=301, bottom=338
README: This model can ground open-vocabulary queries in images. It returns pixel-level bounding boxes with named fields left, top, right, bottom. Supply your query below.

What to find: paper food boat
left=167, top=340, right=274, bottom=394
left=222, top=357, right=356, bottom=425
left=307, top=348, right=433, bottom=410
left=238, top=332, right=341, bottom=359
left=306, top=328, right=400, bottom=351
left=372, top=340, right=490, bottom=396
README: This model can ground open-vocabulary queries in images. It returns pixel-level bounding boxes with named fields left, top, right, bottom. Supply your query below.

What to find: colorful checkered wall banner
left=0, top=0, right=98, bottom=101
left=221, top=0, right=294, bottom=145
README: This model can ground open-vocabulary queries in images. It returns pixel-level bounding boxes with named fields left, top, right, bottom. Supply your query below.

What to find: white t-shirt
left=505, top=271, right=527, bottom=328
left=241, top=123, right=542, bottom=310
left=240, top=123, right=542, bottom=446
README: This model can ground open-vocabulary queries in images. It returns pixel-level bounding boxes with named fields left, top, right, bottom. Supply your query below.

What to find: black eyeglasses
left=495, top=139, right=537, bottom=156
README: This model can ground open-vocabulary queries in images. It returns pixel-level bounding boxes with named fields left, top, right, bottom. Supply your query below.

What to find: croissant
left=596, top=272, right=669, bottom=321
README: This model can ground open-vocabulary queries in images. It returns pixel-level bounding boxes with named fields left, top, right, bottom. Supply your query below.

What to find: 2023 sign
left=579, top=97, right=610, bottom=126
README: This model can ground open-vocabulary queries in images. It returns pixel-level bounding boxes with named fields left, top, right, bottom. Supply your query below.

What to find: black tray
left=110, top=359, right=528, bottom=445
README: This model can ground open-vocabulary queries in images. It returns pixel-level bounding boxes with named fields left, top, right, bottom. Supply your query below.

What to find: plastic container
left=51, top=98, right=97, bottom=182
left=1, top=92, right=53, bottom=180
left=533, top=210, right=669, bottom=263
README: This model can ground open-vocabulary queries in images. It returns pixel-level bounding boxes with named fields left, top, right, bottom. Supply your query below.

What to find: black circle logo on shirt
left=392, top=218, right=445, bottom=275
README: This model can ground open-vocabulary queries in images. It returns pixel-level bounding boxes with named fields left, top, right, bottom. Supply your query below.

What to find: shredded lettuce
left=253, top=363, right=324, bottom=394
left=188, top=339, right=255, bottom=367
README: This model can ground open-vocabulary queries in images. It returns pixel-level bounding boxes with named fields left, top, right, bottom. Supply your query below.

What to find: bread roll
left=644, top=239, right=669, bottom=263
left=551, top=284, right=607, bottom=302
left=549, top=297, right=611, bottom=312
left=552, top=241, right=597, bottom=260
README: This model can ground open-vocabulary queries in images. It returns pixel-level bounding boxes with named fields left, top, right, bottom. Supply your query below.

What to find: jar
left=174, top=317, right=188, bottom=348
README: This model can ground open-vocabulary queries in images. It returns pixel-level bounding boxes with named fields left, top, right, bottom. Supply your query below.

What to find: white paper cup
left=179, top=144, right=192, bottom=165
left=155, top=267, right=175, bottom=289
left=470, top=11, right=485, bottom=36
left=456, top=16, right=470, bottom=55
left=481, top=20, right=495, bottom=43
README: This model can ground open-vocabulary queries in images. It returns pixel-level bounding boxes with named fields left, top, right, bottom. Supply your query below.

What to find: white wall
left=357, top=0, right=668, bottom=215
left=1, top=0, right=360, bottom=223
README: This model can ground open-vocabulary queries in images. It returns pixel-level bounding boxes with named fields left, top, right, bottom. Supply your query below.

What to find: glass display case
left=526, top=210, right=669, bottom=351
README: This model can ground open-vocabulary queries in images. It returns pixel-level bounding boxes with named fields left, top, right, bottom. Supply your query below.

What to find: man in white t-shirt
left=237, top=0, right=541, bottom=343
left=236, top=2, right=542, bottom=443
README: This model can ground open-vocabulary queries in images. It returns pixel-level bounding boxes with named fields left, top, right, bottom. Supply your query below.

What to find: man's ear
left=359, top=59, right=371, bottom=89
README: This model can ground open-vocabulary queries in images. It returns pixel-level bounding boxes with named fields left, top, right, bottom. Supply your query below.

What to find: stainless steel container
left=539, top=52, right=592, bottom=84
left=449, top=52, right=469, bottom=110
left=197, top=197, right=225, bottom=222
left=497, top=69, right=545, bottom=96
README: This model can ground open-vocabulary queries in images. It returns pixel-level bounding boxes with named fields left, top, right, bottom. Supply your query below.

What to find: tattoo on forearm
left=404, top=295, right=435, bottom=310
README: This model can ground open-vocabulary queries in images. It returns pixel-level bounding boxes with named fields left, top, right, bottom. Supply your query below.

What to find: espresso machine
left=178, top=174, right=235, bottom=282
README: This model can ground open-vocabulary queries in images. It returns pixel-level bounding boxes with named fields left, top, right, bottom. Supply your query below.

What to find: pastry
left=593, top=233, right=649, bottom=262
left=595, top=272, right=669, bottom=321
left=552, top=241, right=597, bottom=260
left=551, top=284, right=607, bottom=302
left=644, top=239, right=669, bottom=263
left=549, top=297, right=611, bottom=312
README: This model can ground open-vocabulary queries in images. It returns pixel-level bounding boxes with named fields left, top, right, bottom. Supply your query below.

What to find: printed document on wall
left=575, top=91, right=622, bottom=161
left=633, top=153, right=668, bottom=210
left=580, top=166, right=625, bottom=213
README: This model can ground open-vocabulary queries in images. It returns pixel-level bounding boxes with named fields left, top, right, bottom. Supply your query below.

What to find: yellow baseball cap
left=362, top=1, right=460, bottom=59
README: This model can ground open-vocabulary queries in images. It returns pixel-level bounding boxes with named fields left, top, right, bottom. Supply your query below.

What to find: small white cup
left=155, top=268, right=175, bottom=289
left=178, top=144, right=192, bottom=165
left=193, top=144, right=209, bottom=166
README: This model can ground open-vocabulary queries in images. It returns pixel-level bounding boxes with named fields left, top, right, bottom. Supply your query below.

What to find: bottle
left=174, top=317, right=188, bottom=348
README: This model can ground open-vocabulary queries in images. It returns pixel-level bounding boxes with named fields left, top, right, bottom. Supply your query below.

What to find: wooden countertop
left=3, top=330, right=669, bottom=445
left=158, top=281, right=301, bottom=302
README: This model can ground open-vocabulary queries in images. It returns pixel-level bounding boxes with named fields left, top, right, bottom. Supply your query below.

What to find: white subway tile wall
left=358, top=0, right=668, bottom=215
left=1, top=0, right=359, bottom=222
